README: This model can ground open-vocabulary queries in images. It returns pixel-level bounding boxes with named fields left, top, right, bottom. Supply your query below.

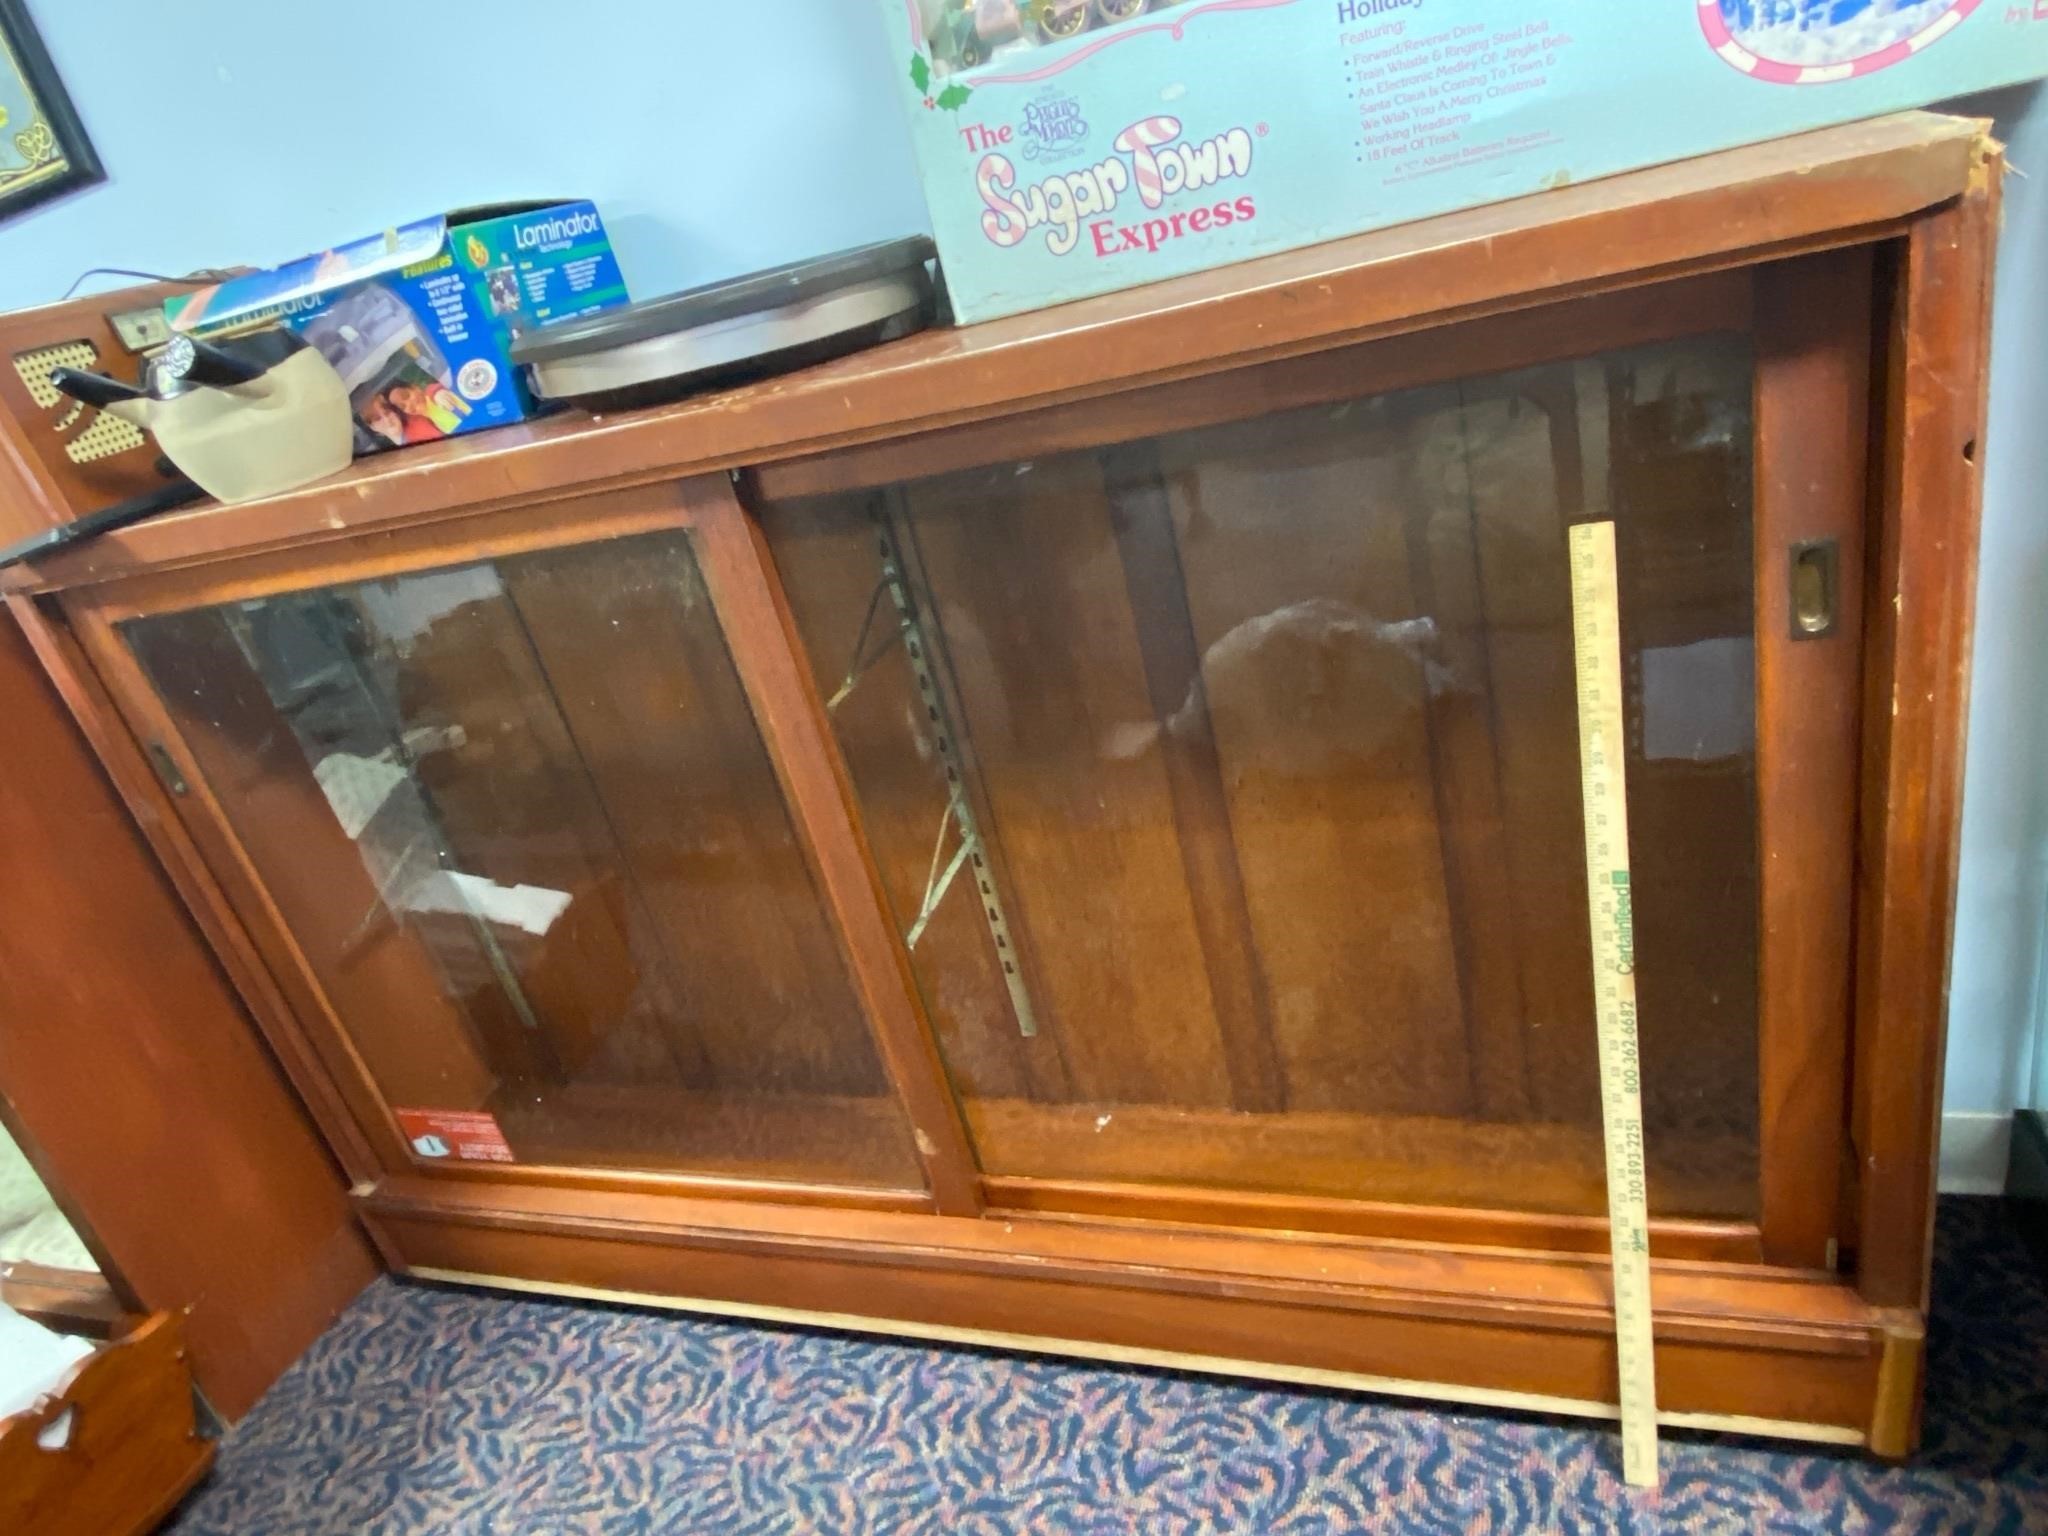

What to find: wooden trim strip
left=397, top=1159, right=933, bottom=1215
left=406, top=1264, right=1869, bottom=1449
left=80, top=482, right=697, bottom=624
left=1751, top=250, right=1873, bottom=1268
left=1852, top=142, right=2001, bottom=1312
left=0, top=1262, right=129, bottom=1340
left=979, top=1176, right=1766, bottom=1266
left=685, top=476, right=985, bottom=1215
left=1866, top=1315, right=1927, bottom=1458
left=753, top=267, right=1753, bottom=503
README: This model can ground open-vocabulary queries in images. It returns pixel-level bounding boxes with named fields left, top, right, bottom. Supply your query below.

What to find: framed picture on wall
left=0, top=0, right=100, bottom=222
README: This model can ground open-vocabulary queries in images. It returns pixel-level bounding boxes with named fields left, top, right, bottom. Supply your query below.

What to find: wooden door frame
left=1852, top=159, right=2000, bottom=1325
left=686, top=477, right=981, bottom=1213
left=50, top=478, right=979, bottom=1214
left=1753, top=247, right=1874, bottom=1271
left=746, top=252, right=1875, bottom=1266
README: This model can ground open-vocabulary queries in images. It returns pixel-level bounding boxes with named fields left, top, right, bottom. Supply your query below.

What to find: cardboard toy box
left=882, top=0, right=2048, bottom=324
left=165, top=201, right=628, bottom=447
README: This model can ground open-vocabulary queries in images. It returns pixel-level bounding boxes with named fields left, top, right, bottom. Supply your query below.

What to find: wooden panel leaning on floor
left=0, top=112, right=2001, bottom=1456
left=0, top=615, right=378, bottom=1419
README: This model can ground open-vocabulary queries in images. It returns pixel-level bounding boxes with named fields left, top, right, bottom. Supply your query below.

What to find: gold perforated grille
left=12, top=340, right=150, bottom=464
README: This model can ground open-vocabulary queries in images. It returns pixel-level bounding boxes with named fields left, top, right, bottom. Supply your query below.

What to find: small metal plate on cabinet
left=108, top=305, right=174, bottom=353
left=1790, top=538, right=1841, bottom=640
left=146, top=742, right=190, bottom=797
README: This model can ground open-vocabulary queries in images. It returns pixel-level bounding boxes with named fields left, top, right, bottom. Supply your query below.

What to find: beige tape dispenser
left=50, top=330, right=354, bottom=505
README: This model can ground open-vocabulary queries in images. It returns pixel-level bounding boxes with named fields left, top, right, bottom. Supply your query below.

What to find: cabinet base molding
left=363, top=1178, right=1895, bottom=1452
left=404, top=1265, right=1871, bottom=1450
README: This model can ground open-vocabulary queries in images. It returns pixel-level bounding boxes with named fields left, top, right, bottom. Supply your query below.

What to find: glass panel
left=767, top=335, right=1759, bottom=1220
left=124, top=529, right=924, bottom=1192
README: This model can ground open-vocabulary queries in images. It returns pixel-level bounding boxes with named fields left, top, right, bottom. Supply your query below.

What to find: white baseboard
left=1939, top=1111, right=2015, bottom=1195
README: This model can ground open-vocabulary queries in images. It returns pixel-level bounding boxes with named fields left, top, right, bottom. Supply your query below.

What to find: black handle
left=0, top=476, right=206, bottom=572
left=49, top=366, right=146, bottom=410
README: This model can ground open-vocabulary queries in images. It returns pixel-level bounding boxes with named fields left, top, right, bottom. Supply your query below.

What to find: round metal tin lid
left=511, top=236, right=939, bottom=365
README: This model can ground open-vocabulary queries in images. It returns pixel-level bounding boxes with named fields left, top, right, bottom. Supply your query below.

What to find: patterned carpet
left=165, top=1198, right=2048, bottom=1534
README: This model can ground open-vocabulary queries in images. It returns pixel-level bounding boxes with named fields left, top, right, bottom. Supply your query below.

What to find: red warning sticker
left=394, top=1108, right=516, bottom=1165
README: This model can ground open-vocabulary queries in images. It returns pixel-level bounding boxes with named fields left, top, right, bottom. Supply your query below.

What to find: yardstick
left=1567, top=519, right=1661, bottom=1489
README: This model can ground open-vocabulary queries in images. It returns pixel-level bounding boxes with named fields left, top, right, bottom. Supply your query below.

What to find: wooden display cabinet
left=0, top=114, right=1999, bottom=1454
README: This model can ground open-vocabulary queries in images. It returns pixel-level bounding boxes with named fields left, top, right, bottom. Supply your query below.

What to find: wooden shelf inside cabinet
left=0, top=110, right=2000, bottom=1461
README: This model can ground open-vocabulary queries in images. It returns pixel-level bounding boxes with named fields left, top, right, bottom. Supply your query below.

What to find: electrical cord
left=58, top=265, right=241, bottom=301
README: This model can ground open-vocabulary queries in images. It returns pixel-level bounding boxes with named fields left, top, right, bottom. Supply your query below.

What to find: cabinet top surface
left=4, top=111, right=1988, bottom=596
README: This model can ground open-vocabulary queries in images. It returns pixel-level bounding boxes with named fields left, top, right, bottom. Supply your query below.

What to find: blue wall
left=0, top=1, right=929, bottom=314
left=1951, top=85, right=2048, bottom=1132
left=2, top=3, right=2043, bottom=1135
